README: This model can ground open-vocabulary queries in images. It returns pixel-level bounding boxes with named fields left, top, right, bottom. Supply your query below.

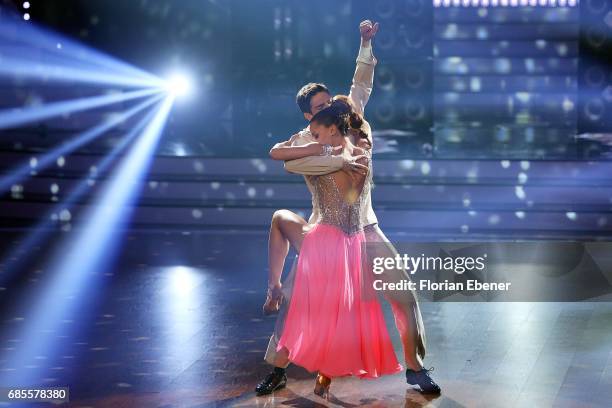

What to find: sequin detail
left=307, top=162, right=372, bottom=235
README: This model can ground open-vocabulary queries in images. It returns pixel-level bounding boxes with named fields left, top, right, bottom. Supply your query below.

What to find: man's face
left=304, top=91, right=332, bottom=121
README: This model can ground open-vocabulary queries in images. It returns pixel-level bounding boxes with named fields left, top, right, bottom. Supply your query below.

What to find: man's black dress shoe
left=406, top=367, right=441, bottom=394
left=255, top=370, right=287, bottom=396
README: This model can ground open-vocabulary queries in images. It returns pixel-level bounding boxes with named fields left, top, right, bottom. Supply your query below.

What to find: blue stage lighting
left=0, top=55, right=165, bottom=88
left=0, top=94, right=164, bottom=193
left=0, top=11, right=164, bottom=87
left=0, top=100, right=164, bottom=287
left=0, top=96, right=175, bottom=387
left=165, top=72, right=194, bottom=98
left=161, top=266, right=208, bottom=371
left=0, top=87, right=161, bottom=130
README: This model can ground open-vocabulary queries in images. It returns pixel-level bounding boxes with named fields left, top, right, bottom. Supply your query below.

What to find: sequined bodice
left=307, top=162, right=372, bottom=235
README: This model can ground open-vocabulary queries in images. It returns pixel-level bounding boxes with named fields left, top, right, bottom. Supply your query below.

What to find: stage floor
left=0, top=230, right=611, bottom=407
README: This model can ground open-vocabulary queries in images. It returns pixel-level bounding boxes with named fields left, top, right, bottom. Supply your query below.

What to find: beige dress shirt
left=283, top=45, right=378, bottom=226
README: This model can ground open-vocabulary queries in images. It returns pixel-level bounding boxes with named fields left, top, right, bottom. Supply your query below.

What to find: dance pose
left=256, top=20, right=440, bottom=396
left=273, top=99, right=403, bottom=397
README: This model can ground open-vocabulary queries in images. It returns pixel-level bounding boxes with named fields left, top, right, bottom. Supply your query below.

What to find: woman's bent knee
left=271, top=209, right=291, bottom=225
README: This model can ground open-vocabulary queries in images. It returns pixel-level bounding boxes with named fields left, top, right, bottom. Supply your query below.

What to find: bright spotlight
left=165, top=73, right=193, bottom=98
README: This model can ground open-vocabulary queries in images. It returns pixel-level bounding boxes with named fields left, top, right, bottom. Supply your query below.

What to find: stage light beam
left=0, top=100, right=164, bottom=287
left=0, top=12, right=164, bottom=87
left=0, top=93, right=164, bottom=194
left=0, top=87, right=161, bottom=130
left=0, top=96, right=175, bottom=387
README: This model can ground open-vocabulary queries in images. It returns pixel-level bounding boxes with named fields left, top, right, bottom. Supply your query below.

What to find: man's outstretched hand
left=360, top=20, right=379, bottom=43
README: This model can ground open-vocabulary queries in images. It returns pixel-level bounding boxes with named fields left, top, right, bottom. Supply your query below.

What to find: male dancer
left=256, top=20, right=441, bottom=395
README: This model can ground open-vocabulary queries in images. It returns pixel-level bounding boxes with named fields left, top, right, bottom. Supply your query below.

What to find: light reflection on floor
left=0, top=230, right=611, bottom=407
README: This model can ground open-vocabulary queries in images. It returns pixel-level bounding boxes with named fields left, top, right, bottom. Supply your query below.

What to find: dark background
left=0, top=0, right=610, bottom=159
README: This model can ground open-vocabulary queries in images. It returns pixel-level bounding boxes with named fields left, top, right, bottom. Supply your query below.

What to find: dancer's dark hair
left=310, top=96, right=369, bottom=145
left=296, top=83, right=330, bottom=114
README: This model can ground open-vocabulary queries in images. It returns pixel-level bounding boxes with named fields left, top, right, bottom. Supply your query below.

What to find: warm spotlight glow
left=165, top=73, right=193, bottom=97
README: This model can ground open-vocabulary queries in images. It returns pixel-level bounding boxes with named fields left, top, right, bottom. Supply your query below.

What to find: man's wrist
left=357, top=42, right=375, bottom=64
left=268, top=281, right=281, bottom=289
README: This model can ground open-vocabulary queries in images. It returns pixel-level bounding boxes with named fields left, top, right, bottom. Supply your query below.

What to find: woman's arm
left=269, top=141, right=327, bottom=161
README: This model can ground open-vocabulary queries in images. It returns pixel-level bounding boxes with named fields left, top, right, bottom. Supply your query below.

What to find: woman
left=268, top=98, right=402, bottom=397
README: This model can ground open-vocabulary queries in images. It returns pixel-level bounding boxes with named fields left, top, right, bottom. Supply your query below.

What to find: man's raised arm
left=284, top=22, right=378, bottom=176
left=349, top=20, right=379, bottom=116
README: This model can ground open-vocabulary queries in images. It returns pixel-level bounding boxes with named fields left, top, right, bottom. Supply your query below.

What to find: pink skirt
left=277, top=223, right=402, bottom=378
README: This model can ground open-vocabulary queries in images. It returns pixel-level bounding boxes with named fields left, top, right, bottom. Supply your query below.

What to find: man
left=256, top=20, right=441, bottom=395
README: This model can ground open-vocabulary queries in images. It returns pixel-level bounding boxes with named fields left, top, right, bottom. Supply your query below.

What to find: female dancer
left=268, top=98, right=402, bottom=397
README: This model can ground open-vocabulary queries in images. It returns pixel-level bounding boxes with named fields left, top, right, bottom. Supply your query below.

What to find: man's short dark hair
left=296, top=83, right=330, bottom=114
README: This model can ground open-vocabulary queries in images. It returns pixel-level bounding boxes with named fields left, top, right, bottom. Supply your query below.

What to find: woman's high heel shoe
left=314, top=373, right=331, bottom=398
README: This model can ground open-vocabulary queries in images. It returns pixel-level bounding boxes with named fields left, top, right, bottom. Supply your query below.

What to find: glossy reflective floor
left=0, top=230, right=611, bottom=407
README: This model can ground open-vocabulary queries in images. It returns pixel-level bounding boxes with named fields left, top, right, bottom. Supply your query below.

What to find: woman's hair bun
left=309, top=94, right=368, bottom=140
left=329, top=99, right=352, bottom=116
left=348, top=111, right=363, bottom=129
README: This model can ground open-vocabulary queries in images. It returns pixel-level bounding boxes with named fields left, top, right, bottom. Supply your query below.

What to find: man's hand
left=360, top=20, right=379, bottom=44
left=342, top=155, right=369, bottom=176
left=263, top=283, right=283, bottom=315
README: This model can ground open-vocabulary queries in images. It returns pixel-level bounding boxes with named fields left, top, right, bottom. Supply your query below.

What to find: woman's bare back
left=308, top=146, right=371, bottom=234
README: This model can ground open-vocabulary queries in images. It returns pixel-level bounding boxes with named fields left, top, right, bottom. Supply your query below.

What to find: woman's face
left=310, top=122, right=336, bottom=145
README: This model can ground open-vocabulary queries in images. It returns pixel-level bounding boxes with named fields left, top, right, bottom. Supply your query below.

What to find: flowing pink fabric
left=277, top=223, right=402, bottom=378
